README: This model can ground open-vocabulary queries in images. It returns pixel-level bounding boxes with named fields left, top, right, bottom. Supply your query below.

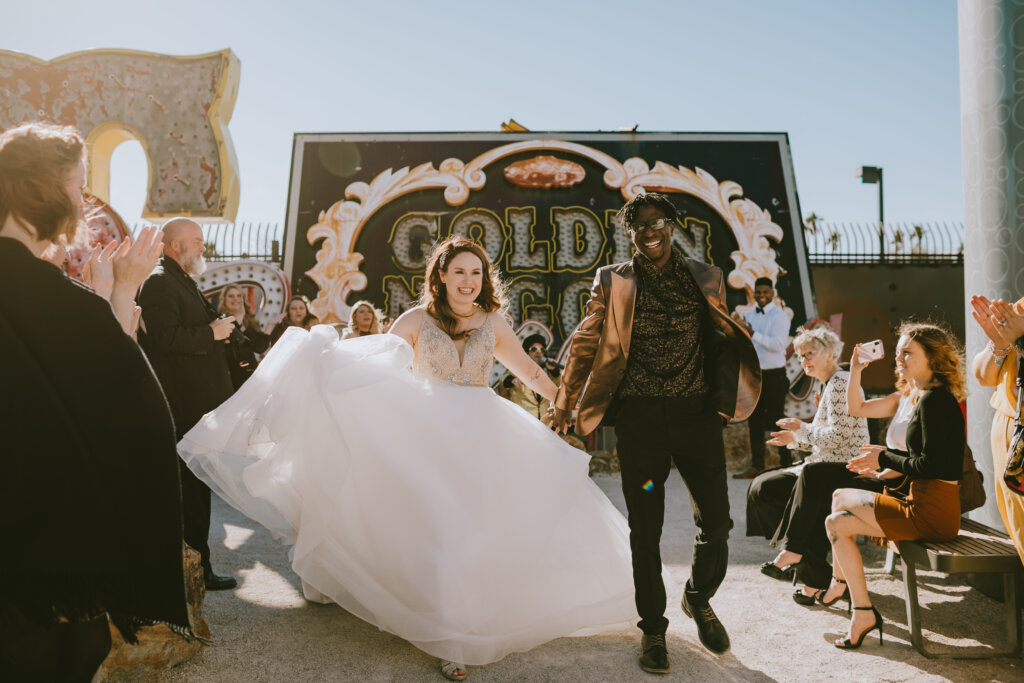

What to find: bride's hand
left=551, top=407, right=574, bottom=434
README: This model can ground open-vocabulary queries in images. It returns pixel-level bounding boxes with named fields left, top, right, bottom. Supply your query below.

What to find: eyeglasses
left=528, top=345, right=545, bottom=353
left=628, top=217, right=675, bottom=234
left=795, top=348, right=821, bottom=362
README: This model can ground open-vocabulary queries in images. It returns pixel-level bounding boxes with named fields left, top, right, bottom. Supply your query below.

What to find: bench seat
left=895, top=518, right=1023, bottom=659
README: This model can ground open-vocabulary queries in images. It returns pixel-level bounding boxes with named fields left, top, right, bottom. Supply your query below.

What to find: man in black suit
left=138, top=218, right=237, bottom=590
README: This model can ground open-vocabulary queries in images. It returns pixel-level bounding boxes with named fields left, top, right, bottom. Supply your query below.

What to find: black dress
left=0, top=238, right=190, bottom=644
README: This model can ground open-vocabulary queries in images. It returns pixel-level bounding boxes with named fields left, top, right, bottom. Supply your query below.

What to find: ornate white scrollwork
left=305, top=140, right=786, bottom=322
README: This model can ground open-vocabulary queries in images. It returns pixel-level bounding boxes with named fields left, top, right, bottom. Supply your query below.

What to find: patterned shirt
left=789, top=370, right=870, bottom=463
left=617, top=248, right=709, bottom=399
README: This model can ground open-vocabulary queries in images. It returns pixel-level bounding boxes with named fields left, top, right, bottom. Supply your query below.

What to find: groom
left=552, top=192, right=759, bottom=673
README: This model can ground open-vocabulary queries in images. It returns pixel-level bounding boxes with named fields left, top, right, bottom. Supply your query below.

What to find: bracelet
left=988, top=341, right=1012, bottom=364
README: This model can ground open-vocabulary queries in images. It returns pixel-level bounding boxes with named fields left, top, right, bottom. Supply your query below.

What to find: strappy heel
left=441, top=661, right=467, bottom=680
left=816, top=577, right=851, bottom=614
left=792, top=587, right=822, bottom=606
left=835, top=606, right=883, bottom=649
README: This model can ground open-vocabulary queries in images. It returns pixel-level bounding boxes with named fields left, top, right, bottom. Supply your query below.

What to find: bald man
left=138, top=218, right=237, bottom=590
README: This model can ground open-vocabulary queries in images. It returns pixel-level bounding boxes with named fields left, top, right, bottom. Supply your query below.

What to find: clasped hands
left=546, top=407, right=575, bottom=434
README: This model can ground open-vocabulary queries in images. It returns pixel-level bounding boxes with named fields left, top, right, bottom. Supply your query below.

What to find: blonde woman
left=341, top=300, right=383, bottom=339
left=217, top=285, right=271, bottom=389
left=748, top=325, right=869, bottom=596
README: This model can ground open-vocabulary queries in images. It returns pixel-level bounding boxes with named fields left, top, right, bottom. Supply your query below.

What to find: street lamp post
left=856, top=165, right=884, bottom=262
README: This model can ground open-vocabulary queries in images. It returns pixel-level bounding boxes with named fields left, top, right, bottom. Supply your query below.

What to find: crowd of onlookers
left=0, top=121, right=397, bottom=682
left=736, top=280, right=1024, bottom=649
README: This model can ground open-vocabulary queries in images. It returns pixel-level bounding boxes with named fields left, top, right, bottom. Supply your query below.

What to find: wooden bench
left=894, top=518, right=1024, bottom=658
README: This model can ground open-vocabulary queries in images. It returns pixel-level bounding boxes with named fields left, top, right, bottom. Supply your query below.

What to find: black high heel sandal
left=816, top=577, right=851, bottom=614
left=835, top=606, right=883, bottom=649
left=792, top=588, right=822, bottom=606
left=759, top=560, right=802, bottom=583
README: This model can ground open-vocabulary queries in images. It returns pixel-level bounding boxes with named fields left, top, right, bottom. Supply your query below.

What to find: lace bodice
left=412, top=313, right=494, bottom=386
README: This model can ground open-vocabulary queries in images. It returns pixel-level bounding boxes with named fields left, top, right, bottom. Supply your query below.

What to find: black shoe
left=792, top=588, right=822, bottom=606
left=204, top=568, right=237, bottom=591
left=681, top=594, right=730, bottom=654
left=816, top=577, right=851, bottom=614
left=835, top=606, right=883, bottom=649
left=638, top=634, right=670, bottom=674
left=759, top=560, right=799, bottom=582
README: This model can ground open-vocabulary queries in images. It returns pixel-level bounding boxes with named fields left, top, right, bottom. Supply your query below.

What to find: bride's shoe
left=441, top=661, right=467, bottom=680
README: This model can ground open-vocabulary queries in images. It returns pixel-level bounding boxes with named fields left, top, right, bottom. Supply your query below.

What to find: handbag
left=960, top=443, right=986, bottom=512
left=1003, top=360, right=1024, bottom=496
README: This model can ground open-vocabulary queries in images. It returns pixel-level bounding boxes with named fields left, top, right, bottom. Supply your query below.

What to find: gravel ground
left=153, top=473, right=1024, bottom=682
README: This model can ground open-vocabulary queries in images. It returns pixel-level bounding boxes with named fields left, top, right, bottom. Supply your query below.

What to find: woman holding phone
left=826, top=322, right=966, bottom=649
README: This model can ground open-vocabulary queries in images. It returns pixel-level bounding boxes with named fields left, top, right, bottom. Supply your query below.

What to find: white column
left=959, top=0, right=1024, bottom=527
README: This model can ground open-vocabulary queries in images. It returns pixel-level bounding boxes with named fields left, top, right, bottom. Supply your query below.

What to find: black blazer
left=878, top=384, right=964, bottom=481
left=138, top=257, right=233, bottom=436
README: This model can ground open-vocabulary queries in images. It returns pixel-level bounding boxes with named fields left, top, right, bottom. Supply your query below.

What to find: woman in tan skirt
left=970, top=295, right=1024, bottom=565
left=821, top=322, right=966, bottom=650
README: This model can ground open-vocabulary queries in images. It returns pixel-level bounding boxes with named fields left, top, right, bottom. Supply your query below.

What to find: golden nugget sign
left=0, top=48, right=240, bottom=220
left=284, top=133, right=814, bottom=343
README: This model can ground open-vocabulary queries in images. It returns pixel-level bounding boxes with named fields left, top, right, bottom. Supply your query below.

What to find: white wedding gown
left=178, top=314, right=639, bottom=665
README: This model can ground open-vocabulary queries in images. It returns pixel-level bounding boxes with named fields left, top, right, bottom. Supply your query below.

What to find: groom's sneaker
left=681, top=594, right=730, bottom=654
left=638, top=634, right=670, bottom=674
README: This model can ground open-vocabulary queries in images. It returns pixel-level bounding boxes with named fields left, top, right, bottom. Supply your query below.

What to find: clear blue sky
left=2, top=0, right=961, bottom=227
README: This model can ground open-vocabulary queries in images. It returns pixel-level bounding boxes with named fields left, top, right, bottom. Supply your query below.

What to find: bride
left=179, top=237, right=640, bottom=679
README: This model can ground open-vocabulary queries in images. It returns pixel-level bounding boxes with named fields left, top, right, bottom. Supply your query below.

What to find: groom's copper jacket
left=555, top=257, right=761, bottom=436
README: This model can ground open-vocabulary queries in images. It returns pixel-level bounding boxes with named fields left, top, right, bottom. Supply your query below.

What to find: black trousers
left=614, top=395, right=732, bottom=635
left=746, top=367, right=789, bottom=469
left=178, top=458, right=212, bottom=571
left=746, top=462, right=886, bottom=588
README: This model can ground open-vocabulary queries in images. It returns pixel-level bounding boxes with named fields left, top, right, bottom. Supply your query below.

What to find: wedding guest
left=970, top=295, right=1024, bottom=563
left=0, top=122, right=190, bottom=680
left=138, top=218, right=238, bottom=591
left=269, top=294, right=318, bottom=343
left=507, top=334, right=561, bottom=419
left=218, top=284, right=272, bottom=389
left=825, top=322, right=966, bottom=650
left=748, top=325, right=868, bottom=591
left=340, top=300, right=383, bottom=339
left=732, top=277, right=792, bottom=478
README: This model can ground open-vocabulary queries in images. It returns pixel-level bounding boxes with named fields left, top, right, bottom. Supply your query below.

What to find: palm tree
left=803, top=212, right=823, bottom=235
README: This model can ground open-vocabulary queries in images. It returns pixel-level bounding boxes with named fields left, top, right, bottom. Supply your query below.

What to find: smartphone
left=859, top=339, right=884, bottom=362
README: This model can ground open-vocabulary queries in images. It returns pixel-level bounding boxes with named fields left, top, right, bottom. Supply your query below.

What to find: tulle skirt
left=179, top=327, right=638, bottom=664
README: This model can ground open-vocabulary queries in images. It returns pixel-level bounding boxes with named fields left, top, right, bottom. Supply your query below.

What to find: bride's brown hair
left=419, top=237, right=507, bottom=340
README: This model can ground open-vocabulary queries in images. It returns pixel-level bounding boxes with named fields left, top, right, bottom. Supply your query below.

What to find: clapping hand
left=971, top=295, right=1024, bottom=347
left=775, top=417, right=802, bottom=432
left=766, top=417, right=802, bottom=447
left=848, top=444, right=885, bottom=475
left=730, top=310, right=752, bottom=333
left=766, top=430, right=796, bottom=447
left=82, top=239, right=120, bottom=300
left=112, top=226, right=163, bottom=294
